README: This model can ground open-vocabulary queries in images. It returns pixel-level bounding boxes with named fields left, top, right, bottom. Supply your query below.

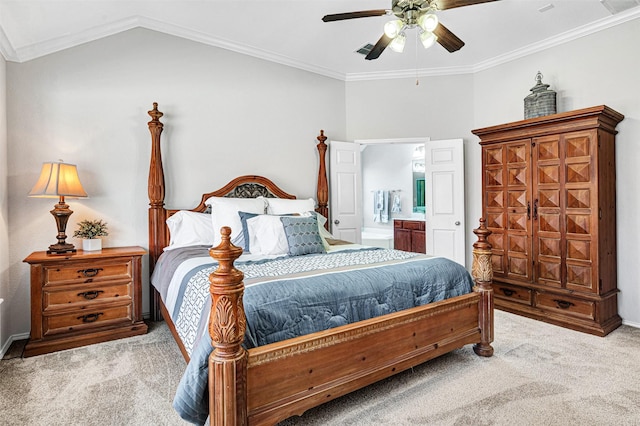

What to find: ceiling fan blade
left=434, top=23, right=465, bottom=52
left=322, top=10, right=388, bottom=22
left=365, top=34, right=393, bottom=60
left=434, top=0, right=499, bottom=11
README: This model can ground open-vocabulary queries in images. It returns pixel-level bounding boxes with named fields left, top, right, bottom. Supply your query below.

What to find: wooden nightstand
left=23, top=246, right=148, bottom=357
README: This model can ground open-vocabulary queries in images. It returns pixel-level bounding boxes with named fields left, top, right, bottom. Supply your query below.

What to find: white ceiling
left=1, top=0, right=639, bottom=81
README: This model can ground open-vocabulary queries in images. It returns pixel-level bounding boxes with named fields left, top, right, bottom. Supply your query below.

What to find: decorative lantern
left=524, top=71, right=557, bottom=119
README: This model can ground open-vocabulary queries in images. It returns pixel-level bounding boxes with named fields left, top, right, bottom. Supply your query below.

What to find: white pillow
left=246, top=215, right=289, bottom=256
left=266, top=198, right=316, bottom=215
left=164, top=211, right=215, bottom=250
left=205, top=197, right=267, bottom=246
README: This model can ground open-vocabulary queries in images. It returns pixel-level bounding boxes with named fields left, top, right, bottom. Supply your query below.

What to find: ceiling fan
left=322, top=0, right=499, bottom=60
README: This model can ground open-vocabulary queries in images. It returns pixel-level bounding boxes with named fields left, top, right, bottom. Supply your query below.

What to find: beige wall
left=4, top=28, right=346, bottom=349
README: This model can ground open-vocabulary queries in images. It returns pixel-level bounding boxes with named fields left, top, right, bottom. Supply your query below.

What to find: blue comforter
left=152, top=247, right=475, bottom=424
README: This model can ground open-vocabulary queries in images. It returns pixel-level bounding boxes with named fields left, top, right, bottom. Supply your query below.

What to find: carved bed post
left=208, top=227, right=248, bottom=426
left=148, top=102, right=166, bottom=321
left=316, top=130, right=329, bottom=229
left=472, top=218, right=494, bottom=357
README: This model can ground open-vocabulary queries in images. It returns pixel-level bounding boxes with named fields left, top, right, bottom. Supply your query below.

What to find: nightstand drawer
left=535, top=292, right=595, bottom=320
left=43, top=304, right=133, bottom=336
left=44, top=260, right=132, bottom=286
left=44, top=280, right=132, bottom=311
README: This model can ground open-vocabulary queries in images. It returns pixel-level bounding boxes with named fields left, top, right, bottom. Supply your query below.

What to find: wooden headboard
left=146, top=102, right=329, bottom=319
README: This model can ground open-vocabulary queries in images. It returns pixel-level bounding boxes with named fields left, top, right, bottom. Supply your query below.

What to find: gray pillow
left=280, top=215, right=326, bottom=256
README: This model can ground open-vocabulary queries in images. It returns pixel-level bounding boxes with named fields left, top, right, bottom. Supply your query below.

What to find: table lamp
left=29, top=161, right=88, bottom=254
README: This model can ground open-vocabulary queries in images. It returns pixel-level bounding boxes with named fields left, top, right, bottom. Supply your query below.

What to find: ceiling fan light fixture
left=384, top=19, right=404, bottom=38
left=420, top=30, right=438, bottom=49
left=389, top=32, right=406, bottom=53
left=418, top=12, right=439, bottom=32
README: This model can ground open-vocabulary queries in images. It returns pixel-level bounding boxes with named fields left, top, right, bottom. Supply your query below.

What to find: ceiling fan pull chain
left=415, top=32, right=420, bottom=86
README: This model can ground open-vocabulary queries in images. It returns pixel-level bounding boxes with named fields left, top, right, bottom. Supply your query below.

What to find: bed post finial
left=316, top=130, right=329, bottom=228
left=209, top=227, right=248, bottom=426
left=472, top=218, right=494, bottom=357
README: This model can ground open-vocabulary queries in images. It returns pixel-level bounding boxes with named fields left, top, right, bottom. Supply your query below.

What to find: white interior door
left=425, top=139, right=466, bottom=266
left=329, top=140, right=362, bottom=243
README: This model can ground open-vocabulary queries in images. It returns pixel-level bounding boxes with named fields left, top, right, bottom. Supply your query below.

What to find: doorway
left=330, top=137, right=467, bottom=266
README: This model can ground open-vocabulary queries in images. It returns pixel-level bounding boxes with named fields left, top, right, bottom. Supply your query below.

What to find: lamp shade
left=29, top=162, right=88, bottom=198
left=389, top=32, right=406, bottom=53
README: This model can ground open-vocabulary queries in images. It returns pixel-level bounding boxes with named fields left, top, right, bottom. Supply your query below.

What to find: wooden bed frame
left=146, top=103, right=494, bottom=425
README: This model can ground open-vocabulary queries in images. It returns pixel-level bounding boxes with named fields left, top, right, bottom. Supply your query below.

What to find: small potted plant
left=73, top=219, right=109, bottom=251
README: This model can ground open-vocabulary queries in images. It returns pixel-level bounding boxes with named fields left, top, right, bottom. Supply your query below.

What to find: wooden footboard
left=208, top=221, right=493, bottom=426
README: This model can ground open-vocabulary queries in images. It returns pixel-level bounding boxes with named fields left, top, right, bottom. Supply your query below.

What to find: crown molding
left=346, top=7, right=640, bottom=81
left=345, top=65, right=474, bottom=82
left=0, top=23, right=17, bottom=61
left=4, top=15, right=346, bottom=81
left=1, top=8, right=638, bottom=81
left=470, top=6, right=640, bottom=73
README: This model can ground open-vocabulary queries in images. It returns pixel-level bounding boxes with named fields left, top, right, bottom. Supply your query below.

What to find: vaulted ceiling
left=1, top=0, right=639, bottom=80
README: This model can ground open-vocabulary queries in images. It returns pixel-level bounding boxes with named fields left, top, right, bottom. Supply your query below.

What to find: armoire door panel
left=538, top=237, right=560, bottom=257
left=507, top=190, right=528, bottom=208
left=567, top=239, right=591, bottom=261
left=538, top=213, right=561, bottom=233
left=485, top=169, right=503, bottom=187
left=565, top=135, right=591, bottom=158
left=566, top=214, right=591, bottom=234
left=508, top=167, right=528, bottom=186
left=487, top=190, right=504, bottom=208
left=567, top=189, right=591, bottom=209
left=566, top=263, right=593, bottom=290
left=485, top=146, right=504, bottom=165
left=537, top=165, right=560, bottom=184
left=508, top=213, right=528, bottom=231
left=486, top=213, right=505, bottom=230
left=508, top=234, right=529, bottom=254
left=538, top=189, right=560, bottom=208
left=488, top=233, right=504, bottom=252
left=536, top=139, right=559, bottom=160
left=507, top=144, right=528, bottom=164
left=566, top=162, right=591, bottom=183
left=537, top=259, right=562, bottom=287
left=508, top=256, right=530, bottom=279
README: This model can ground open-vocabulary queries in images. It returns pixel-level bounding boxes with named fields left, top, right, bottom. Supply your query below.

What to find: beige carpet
left=1, top=310, right=639, bottom=425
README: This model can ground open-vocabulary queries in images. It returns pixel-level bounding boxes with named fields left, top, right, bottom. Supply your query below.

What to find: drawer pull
left=77, top=313, right=103, bottom=323
left=553, top=299, right=575, bottom=309
left=78, top=268, right=103, bottom=278
left=500, top=288, right=516, bottom=297
left=77, top=290, right=104, bottom=300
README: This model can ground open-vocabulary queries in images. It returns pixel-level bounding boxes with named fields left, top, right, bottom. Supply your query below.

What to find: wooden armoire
left=472, top=105, right=624, bottom=336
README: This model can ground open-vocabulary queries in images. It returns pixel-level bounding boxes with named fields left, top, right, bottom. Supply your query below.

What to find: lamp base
left=47, top=243, right=77, bottom=255
left=47, top=197, right=76, bottom=255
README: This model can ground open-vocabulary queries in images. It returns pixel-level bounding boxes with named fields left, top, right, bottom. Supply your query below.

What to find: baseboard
left=0, top=331, right=29, bottom=359
left=622, top=319, right=640, bottom=329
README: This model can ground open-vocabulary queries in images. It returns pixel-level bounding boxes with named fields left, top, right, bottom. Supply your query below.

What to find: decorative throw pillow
left=280, top=215, right=326, bottom=256
left=238, top=211, right=259, bottom=252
